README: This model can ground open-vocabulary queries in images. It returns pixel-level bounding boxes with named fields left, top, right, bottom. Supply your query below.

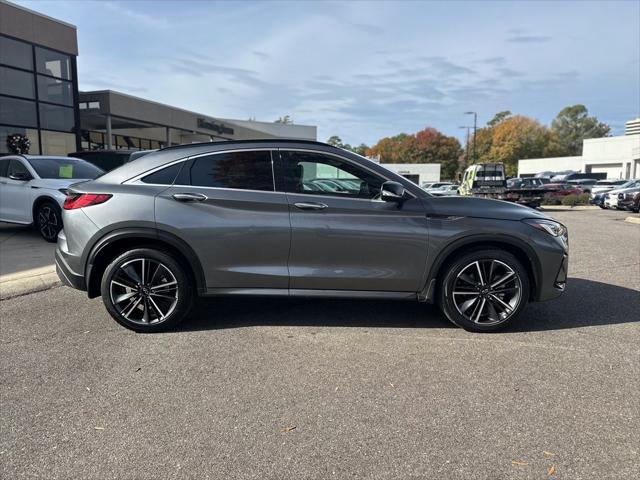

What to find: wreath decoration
left=7, top=133, right=31, bottom=154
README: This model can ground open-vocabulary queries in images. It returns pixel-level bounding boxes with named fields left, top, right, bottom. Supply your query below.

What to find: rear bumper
left=55, top=245, right=86, bottom=291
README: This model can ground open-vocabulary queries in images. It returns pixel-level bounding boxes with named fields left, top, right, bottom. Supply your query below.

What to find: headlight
left=523, top=218, right=567, bottom=237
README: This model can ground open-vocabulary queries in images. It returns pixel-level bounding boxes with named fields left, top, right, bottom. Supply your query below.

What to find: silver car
left=56, top=140, right=569, bottom=333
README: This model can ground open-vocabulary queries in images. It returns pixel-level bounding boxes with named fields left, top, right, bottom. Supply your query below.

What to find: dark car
left=631, top=192, right=640, bottom=213
left=617, top=187, right=640, bottom=211
left=69, top=149, right=156, bottom=172
left=543, top=183, right=583, bottom=196
left=56, top=140, right=568, bottom=333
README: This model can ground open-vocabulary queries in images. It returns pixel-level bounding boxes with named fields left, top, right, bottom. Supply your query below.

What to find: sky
left=16, top=0, right=640, bottom=146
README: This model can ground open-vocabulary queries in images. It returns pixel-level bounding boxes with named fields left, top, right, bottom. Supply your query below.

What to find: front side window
left=26, top=158, right=103, bottom=179
left=275, top=151, right=383, bottom=199
left=181, top=150, right=274, bottom=191
left=8, top=159, right=30, bottom=177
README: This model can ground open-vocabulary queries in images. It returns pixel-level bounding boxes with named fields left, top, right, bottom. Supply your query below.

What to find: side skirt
left=203, top=288, right=417, bottom=300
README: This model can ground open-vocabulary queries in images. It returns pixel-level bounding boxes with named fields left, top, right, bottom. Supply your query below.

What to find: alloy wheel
left=38, top=205, right=59, bottom=240
left=109, top=258, right=179, bottom=325
left=451, top=259, right=522, bottom=325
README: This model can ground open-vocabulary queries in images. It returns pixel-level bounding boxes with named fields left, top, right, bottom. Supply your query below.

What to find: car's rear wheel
left=438, top=249, right=530, bottom=332
left=100, top=248, right=194, bottom=332
left=36, top=201, right=62, bottom=242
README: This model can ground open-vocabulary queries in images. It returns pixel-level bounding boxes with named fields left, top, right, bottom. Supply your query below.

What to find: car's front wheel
left=100, top=248, right=194, bottom=332
left=438, top=249, right=530, bottom=332
left=36, top=201, right=62, bottom=242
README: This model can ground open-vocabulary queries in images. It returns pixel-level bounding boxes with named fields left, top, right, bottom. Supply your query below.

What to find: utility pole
left=465, top=111, right=477, bottom=163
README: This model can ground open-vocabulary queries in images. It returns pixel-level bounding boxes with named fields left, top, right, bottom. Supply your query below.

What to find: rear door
left=274, top=149, right=428, bottom=292
left=155, top=149, right=291, bottom=291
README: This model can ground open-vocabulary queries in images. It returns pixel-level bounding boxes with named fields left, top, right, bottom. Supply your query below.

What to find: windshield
left=27, top=158, right=104, bottom=179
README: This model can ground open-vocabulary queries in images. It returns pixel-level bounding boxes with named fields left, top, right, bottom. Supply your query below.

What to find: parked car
left=567, top=178, right=599, bottom=193
left=602, top=180, right=640, bottom=209
left=0, top=155, right=103, bottom=241
left=590, top=179, right=630, bottom=207
left=422, top=182, right=454, bottom=190
left=69, top=149, right=156, bottom=172
left=506, top=177, right=547, bottom=189
left=428, top=184, right=459, bottom=196
left=56, top=140, right=568, bottom=333
left=617, top=188, right=640, bottom=211
left=542, top=183, right=583, bottom=196
left=631, top=192, right=640, bottom=213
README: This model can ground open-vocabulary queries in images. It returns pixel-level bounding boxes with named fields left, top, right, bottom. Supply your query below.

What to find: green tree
left=326, top=135, right=344, bottom=147
left=551, top=105, right=610, bottom=155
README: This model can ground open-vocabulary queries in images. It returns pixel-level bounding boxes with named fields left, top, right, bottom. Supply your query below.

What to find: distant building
left=625, top=118, right=640, bottom=136
left=518, top=133, right=640, bottom=180
left=378, top=163, right=441, bottom=185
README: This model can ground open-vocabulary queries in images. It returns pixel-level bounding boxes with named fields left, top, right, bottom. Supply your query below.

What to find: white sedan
left=429, top=184, right=460, bottom=196
left=0, top=155, right=103, bottom=242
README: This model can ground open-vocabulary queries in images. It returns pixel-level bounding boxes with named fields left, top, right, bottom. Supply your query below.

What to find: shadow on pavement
left=179, top=277, right=639, bottom=333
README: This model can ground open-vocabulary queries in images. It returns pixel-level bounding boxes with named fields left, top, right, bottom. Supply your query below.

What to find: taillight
left=63, top=193, right=112, bottom=210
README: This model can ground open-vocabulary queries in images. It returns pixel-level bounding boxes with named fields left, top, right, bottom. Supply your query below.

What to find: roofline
left=0, top=0, right=77, bottom=29
left=159, top=139, right=336, bottom=153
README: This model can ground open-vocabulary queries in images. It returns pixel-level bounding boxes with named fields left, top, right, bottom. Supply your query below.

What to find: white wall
left=517, top=134, right=640, bottom=179
left=378, top=163, right=441, bottom=185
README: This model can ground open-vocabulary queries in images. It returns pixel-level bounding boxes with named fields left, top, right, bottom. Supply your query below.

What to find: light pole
left=464, top=111, right=477, bottom=164
left=458, top=126, right=471, bottom=169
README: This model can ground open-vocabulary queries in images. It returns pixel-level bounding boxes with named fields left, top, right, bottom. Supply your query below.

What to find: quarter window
left=275, top=151, right=383, bottom=199
left=141, top=162, right=183, bottom=185
left=183, top=150, right=274, bottom=191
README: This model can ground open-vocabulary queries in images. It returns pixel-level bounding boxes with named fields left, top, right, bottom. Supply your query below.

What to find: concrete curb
left=0, top=265, right=60, bottom=300
left=624, top=216, right=640, bottom=224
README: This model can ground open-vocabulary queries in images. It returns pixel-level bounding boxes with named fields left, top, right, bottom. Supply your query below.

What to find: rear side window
left=141, top=162, right=183, bottom=185
left=180, top=150, right=274, bottom=191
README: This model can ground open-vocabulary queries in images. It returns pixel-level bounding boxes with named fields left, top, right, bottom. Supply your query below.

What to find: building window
left=37, top=75, right=74, bottom=106
left=0, top=36, right=33, bottom=70
left=0, top=96, right=38, bottom=127
left=0, top=126, right=40, bottom=154
left=35, top=46, right=71, bottom=80
left=40, top=130, right=76, bottom=155
left=38, top=103, right=75, bottom=132
left=0, top=66, right=35, bottom=99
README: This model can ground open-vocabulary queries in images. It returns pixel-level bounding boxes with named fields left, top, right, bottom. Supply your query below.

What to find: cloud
left=478, top=56, right=506, bottom=65
left=252, top=51, right=270, bottom=59
left=507, top=35, right=552, bottom=43
left=497, top=67, right=524, bottom=78
left=417, top=56, right=475, bottom=76
left=102, top=1, right=170, bottom=28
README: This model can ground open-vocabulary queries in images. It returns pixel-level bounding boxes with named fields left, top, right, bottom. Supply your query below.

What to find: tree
left=274, top=115, right=293, bottom=124
left=551, top=105, right=610, bottom=155
left=487, top=110, right=512, bottom=128
left=488, top=115, right=550, bottom=176
left=326, top=135, right=344, bottom=147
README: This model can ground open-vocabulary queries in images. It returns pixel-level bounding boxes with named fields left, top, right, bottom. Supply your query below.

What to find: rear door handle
left=172, top=192, right=207, bottom=202
left=294, top=202, right=328, bottom=210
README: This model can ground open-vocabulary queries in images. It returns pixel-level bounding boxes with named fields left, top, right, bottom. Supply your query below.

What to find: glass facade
left=80, top=129, right=164, bottom=152
left=0, top=34, right=79, bottom=155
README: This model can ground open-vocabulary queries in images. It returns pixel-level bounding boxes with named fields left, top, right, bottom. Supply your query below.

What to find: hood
left=608, top=186, right=640, bottom=195
left=427, top=195, right=548, bottom=221
left=30, top=178, right=92, bottom=190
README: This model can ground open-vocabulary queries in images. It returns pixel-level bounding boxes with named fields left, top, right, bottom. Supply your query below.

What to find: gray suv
left=55, top=140, right=568, bottom=333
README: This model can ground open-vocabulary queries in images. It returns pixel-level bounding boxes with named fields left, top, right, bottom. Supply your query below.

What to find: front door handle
left=294, top=202, right=328, bottom=210
left=172, top=192, right=207, bottom=202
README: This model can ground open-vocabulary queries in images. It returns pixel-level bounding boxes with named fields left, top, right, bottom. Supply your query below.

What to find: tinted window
left=0, top=96, right=37, bottom=127
left=0, top=36, right=33, bottom=70
left=0, top=66, right=35, bottom=99
left=0, top=158, right=9, bottom=177
left=141, top=162, right=183, bottom=185
left=35, top=47, right=71, bottom=80
left=8, top=159, right=30, bottom=177
left=275, top=151, right=383, bottom=199
left=38, top=103, right=75, bottom=131
left=26, top=158, right=103, bottom=179
left=184, top=150, right=274, bottom=191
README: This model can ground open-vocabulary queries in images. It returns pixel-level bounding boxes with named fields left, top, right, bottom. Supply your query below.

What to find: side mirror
left=9, top=172, right=31, bottom=181
left=380, top=181, right=405, bottom=203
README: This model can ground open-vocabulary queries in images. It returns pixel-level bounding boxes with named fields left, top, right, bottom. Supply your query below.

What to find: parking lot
left=1, top=208, right=639, bottom=479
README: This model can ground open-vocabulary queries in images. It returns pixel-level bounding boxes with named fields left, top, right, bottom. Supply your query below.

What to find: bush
left=578, top=192, right=591, bottom=204
left=541, top=194, right=561, bottom=206
left=561, top=194, right=580, bottom=207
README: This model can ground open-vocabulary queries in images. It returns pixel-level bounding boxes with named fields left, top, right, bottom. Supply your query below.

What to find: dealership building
left=0, top=1, right=315, bottom=156
left=518, top=125, right=640, bottom=180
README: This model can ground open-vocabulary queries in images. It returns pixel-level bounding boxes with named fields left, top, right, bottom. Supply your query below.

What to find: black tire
left=36, top=201, right=62, bottom=242
left=100, top=248, right=194, bottom=332
left=438, top=249, right=530, bottom=332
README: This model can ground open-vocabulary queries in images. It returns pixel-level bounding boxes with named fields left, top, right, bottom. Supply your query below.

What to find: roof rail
left=159, top=138, right=331, bottom=152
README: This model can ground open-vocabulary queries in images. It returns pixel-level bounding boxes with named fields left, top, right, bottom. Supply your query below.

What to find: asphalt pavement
left=1, top=208, right=639, bottom=479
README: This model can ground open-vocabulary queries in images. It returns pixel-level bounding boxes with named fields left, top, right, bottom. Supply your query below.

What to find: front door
left=0, top=158, right=32, bottom=223
left=155, top=149, right=291, bottom=290
left=274, top=150, right=429, bottom=292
